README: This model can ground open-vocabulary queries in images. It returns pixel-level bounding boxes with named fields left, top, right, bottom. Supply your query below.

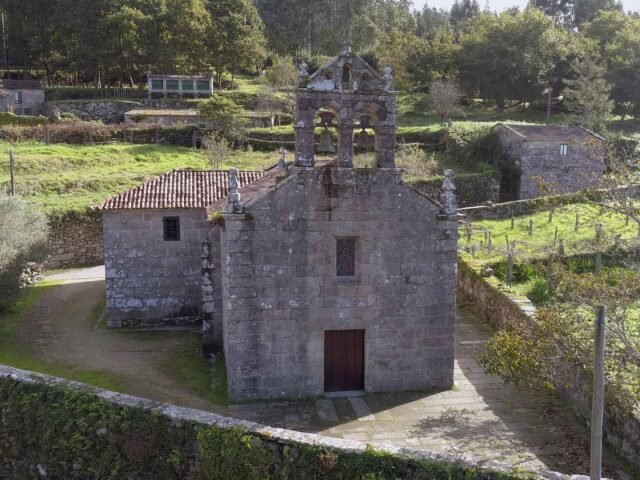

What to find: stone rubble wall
left=0, top=363, right=584, bottom=480
left=457, top=258, right=640, bottom=474
left=46, top=210, right=104, bottom=269
left=410, top=172, right=500, bottom=208
left=459, top=184, right=640, bottom=221
left=47, top=100, right=145, bottom=123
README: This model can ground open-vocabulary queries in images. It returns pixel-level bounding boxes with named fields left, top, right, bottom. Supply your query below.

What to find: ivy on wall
left=0, top=374, right=533, bottom=480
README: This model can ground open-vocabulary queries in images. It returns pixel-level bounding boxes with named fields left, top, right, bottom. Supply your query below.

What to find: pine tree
left=563, top=57, right=614, bottom=131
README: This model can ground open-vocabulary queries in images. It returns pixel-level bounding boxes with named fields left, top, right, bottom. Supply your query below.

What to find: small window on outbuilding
left=14, top=91, right=22, bottom=104
left=336, top=238, right=356, bottom=277
left=151, top=79, right=164, bottom=90
left=163, top=216, right=180, bottom=241
left=560, top=144, right=568, bottom=156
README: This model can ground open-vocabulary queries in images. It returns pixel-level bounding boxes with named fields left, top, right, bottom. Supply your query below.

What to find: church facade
left=100, top=49, right=459, bottom=401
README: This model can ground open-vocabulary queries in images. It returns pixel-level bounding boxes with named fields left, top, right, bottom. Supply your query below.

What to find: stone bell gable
left=295, top=48, right=397, bottom=169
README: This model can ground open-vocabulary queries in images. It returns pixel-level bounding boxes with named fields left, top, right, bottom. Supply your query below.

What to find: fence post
left=591, top=305, right=606, bottom=480
left=528, top=219, right=533, bottom=236
left=559, top=238, right=565, bottom=256
left=548, top=209, right=553, bottom=223
left=554, top=226, right=558, bottom=244
left=511, top=216, right=515, bottom=230
left=595, top=225, right=602, bottom=276
left=487, top=231, right=492, bottom=249
left=9, top=150, right=15, bottom=196
left=506, top=244, right=515, bottom=286
left=575, top=212, right=580, bottom=232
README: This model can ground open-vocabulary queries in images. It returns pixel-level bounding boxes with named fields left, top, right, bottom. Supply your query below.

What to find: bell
left=318, top=128, right=336, bottom=153
left=357, top=129, right=369, bottom=147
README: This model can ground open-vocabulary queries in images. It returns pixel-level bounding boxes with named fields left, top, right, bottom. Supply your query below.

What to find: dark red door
left=324, top=330, right=365, bottom=392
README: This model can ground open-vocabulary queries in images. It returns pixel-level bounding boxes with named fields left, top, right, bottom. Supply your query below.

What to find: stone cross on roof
left=226, top=167, right=243, bottom=214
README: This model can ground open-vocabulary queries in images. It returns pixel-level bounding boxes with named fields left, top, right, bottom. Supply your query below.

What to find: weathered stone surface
left=217, top=168, right=458, bottom=401
left=103, top=208, right=210, bottom=327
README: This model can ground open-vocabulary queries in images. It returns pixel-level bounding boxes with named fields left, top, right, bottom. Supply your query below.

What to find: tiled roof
left=495, top=123, right=606, bottom=142
left=97, top=169, right=265, bottom=210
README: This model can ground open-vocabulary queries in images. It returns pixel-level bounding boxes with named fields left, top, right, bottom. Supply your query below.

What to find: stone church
left=99, top=48, right=459, bottom=401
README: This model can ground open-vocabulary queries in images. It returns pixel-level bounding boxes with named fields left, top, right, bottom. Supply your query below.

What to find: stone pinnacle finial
left=383, top=67, right=394, bottom=91
left=297, top=62, right=309, bottom=87
left=278, top=148, right=287, bottom=169
left=440, top=169, right=457, bottom=216
left=227, top=167, right=243, bottom=214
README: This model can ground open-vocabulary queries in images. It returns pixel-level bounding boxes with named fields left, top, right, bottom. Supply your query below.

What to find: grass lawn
left=0, top=142, right=281, bottom=213
left=0, top=281, right=125, bottom=391
left=460, top=202, right=637, bottom=264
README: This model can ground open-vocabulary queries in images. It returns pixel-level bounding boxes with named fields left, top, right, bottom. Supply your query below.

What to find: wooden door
left=324, top=330, right=365, bottom=392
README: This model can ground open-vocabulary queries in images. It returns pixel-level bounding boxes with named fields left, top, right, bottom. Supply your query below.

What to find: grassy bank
left=0, top=142, right=279, bottom=212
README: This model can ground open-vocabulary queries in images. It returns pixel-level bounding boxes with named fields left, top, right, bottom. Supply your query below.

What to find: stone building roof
left=0, top=79, right=43, bottom=90
left=97, top=169, right=264, bottom=210
left=494, top=123, right=606, bottom=142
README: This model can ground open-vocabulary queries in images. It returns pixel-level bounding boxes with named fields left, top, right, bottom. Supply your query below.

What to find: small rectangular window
left=336, top=238, right=356, bottom=277
left=151, top=79, right=164, bottom=90
left=197, top=80, right=210, bottom=91
left=181, top=79, right=194, bottom=91
left=14, top=91, right=22, bottom=104
left=166, top=79, right=179, bottom=90
left=560, top=144, right=568, bottom=156
left=163, top=216, right=180, bottom=241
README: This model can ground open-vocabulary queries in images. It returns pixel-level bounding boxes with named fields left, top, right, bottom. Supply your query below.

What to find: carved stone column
left=337, top=121, right=354, bottom=168
left=375, top=124, right=396, bottom=168
left=295, top=124, right=315, bottom=167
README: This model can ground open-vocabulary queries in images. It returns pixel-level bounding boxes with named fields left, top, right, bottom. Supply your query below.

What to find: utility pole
left=591, top=305, right=606, bottom=480
left=0, top=9, right=7, bottom=68
left=9, top=149, right=15, bottom=196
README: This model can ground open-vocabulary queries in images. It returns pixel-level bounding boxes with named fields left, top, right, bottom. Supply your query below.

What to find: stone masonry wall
left=103, top=209, right=210, bottom=327
left=219, top=168, right=458, bottom=401
left=0, top=363, right=564, bottom=480
left=47, top=211, right=104, bottom=268
left=519, top=139, right=604, bottom=199
left=48, top=100, right=144, bottom=123
left=458, top=258, right=640, bottom=473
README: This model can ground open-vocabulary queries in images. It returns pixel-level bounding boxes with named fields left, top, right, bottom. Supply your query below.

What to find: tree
left=264, top=55, right=298, bottom=118
left=563, top=57, right=613, bottom=131
left=408, top=28, right=461, bottom=88
left=198, top=94, right=245, bottom=139
left=204, top=0, right=267, bottom=88
left=450, top=0, right=480, bottom=26
left=0, top=197, right=48, bottom=310
left=430, top=79, right=463, bottom=125
left=573, top=0, right=623, bottom=27
left=460, top=9, right=574, bottom=108
left=202, top=132, right=234, bottom=170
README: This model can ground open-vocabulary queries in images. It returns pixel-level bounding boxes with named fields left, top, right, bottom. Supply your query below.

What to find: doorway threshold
left=324, top=390, right=365, bottom=399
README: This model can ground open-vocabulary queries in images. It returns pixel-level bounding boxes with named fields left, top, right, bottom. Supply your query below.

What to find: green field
left=0, top=143, right=280, bottom=213
left=460, top=202, right=637, bottom=264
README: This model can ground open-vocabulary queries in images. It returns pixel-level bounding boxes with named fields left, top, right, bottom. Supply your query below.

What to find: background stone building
left=0, top=79, right=44, bottom=115
left=493, top=123, right=606, bottom=200
left=100, top=49, right=459, bottom=402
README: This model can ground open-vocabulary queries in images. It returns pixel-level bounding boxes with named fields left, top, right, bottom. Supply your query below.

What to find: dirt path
left=19, top=270, right=226, bottom=413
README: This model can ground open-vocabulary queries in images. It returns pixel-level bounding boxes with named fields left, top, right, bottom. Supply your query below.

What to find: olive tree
left=429, top=79, right=463, bottom=125
left=0, top=197, right=49, bottom=310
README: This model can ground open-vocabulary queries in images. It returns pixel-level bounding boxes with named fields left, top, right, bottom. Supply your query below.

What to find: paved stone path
left=25, top=267, right=625, bottom=477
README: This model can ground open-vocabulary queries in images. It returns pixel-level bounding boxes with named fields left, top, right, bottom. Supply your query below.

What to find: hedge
left=0, top=367, right=536, bottom=480
left=0, top=112, right=47, bottom=126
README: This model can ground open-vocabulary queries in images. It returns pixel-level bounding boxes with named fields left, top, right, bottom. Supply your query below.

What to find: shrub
left=0, top=112, right=47, bottom=126
left=527, top=277, right=552, bottom=305
left=0, top=197, right=49, bottom=310
left=446, top=122, right=512, bottom=168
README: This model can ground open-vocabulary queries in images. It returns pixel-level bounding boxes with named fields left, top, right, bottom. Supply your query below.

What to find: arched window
left=342, top=65, right=352, bottom=90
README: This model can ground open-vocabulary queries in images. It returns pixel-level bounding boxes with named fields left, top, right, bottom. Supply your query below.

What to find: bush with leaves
left=202, top=133, right=234, bottom=170
left=480, top=263, right=640, bottom=411
left=198, top=95, right=245, bottom=140
left=0, top=197, right=49, bottom=310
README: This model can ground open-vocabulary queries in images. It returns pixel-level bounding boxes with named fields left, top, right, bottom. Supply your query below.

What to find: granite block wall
left=103, top=208, right=210, bottom=327
left=47, top=211, right=104, bottom=268
left=219, top=168, right=458, bottom=401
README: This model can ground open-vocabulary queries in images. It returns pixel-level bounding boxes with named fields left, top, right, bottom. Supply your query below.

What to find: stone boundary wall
left=457, top=258, right=640, bottom=473
left=459, top=185, right=640, bottom=221
left=46, top=210, right=104, bottom=269
left=47, top=100, right=145, bottom=124
left=0, top=363, right=584, bottom=480
left=411, top=172, right=500, bottom=208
